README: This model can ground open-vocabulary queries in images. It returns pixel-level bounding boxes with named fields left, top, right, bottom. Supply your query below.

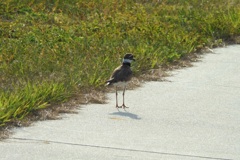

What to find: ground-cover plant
left=0, top=81, right=70, bottom=126
left=0, top=0, right=240, bottom=126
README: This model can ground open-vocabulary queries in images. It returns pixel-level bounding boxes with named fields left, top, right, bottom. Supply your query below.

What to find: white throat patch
left=123, top=59, right=132, bottom=63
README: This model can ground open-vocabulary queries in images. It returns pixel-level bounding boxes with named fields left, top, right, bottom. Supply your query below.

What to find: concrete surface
left=1, top=45, right=240, bottom=160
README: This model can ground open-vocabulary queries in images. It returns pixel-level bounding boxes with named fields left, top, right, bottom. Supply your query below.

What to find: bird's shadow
left=109, top=111, right=141, bottom=120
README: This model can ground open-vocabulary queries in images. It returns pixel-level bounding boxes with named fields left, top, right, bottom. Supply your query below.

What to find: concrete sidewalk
left=1, top=45, right=240, bottom=160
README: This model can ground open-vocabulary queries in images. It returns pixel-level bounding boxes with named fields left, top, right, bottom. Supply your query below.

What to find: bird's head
left=123, top=53, right=135, bottom=63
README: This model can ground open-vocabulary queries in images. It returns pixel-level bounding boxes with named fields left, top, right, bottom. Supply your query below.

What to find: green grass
left=1, top=0, right=240, bottom=126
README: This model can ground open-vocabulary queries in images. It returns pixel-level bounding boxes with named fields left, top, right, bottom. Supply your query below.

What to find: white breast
left=113, top=81, right=128, bottom=88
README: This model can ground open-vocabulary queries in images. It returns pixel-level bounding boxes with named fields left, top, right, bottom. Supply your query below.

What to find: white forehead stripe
left=123, top=59, right=132, bottom=63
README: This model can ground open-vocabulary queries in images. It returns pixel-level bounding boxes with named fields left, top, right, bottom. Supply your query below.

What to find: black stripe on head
left=124, top=53, right=135, bottom=61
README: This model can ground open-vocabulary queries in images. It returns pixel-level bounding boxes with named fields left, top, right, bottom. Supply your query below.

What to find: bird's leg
left=116, top=87, right=121, bottom=108
left=122, top=86, right=129, bottom=109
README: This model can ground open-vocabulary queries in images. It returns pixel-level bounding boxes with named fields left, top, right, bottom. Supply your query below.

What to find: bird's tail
left=105, top=80, right=113, bottom=86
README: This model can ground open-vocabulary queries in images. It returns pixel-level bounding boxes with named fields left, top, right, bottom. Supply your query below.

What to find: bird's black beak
left=132, top=58, right=136, bottom=61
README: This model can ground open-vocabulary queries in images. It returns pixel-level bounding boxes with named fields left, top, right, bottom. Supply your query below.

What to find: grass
left=0, top=0, right=240, bottom=127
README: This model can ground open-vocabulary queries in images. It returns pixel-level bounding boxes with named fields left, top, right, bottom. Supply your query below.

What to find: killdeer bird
left=106, top=53, right=135, bottom=109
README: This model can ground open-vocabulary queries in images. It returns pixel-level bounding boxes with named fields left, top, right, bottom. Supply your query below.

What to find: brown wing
left=106, top=65, right=132, bottom=85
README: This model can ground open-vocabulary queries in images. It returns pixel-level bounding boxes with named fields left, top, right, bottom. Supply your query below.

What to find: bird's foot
left=121, top=104, right=129, bottom=109
left=116, top=105, right=122, bottom=108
